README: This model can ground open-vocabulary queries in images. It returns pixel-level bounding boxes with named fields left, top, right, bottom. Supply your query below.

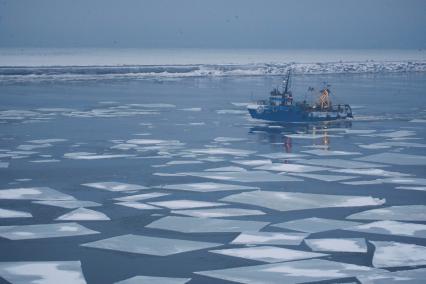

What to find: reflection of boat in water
left=247, top=70, right=353, bottom=122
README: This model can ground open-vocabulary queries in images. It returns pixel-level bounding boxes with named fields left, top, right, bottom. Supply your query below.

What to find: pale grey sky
left=0, top=0, right=425, bottom=48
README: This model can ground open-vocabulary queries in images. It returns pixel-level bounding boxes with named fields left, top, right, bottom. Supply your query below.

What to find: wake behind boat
left=247, top=70, right=353, bottom=122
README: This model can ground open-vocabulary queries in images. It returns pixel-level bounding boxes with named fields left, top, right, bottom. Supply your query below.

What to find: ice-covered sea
left=0, top=49, right=426, bottom=283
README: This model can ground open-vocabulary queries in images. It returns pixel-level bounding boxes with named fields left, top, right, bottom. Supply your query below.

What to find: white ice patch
left=371, top=241, right=426, bottom=268
left=182, top=171, right=302, bottom=182
left=231, top=232, right=308, bottom=246
left=115, top=275, right=191, bottom=284
left=288, top=173, right=357, bottom=182
left=305, top=238, right=367, bottom=253
left=272, top=217, right=363, bottom=233
left=172, top=208, right=265, bottom=218
left=33, top=200, right=101, bottom=209
left=258, top=153, right=305, bottom=159
left=331, top=168, right=411, bottom=178
left=205, top=166, right=247, bottom=172
left=396, top=186, right=426, bottom=192
left=81, top=234, right=221, bottom=256
left=302, top=149, right=361, bottom=156
left=148, top=199, right=227, bottom=210
left=0, top=208, right=32, bottom=218
left=55, top=208, right=110, bottom=221
left=64, top=152, right=134, bottom=160
left=0, top=222, right=99, bottom=240
left=255, top=163, right=327, bottom=173
left=189, top=147, right=255, bottom=156
left=82, top=182, right=147, bottom=192
left=165, top=160, right=203, bottom=165
left=298, top=158, right=387, bottom=169
left=221, top=191, right=385, bottom=212
left=0, top=161, right=9, bottom=168
left=195, top=258, right=384, bottom=284
left=232, top=159, right=272, bottom=167
left=214, top=137, right=247, bottom=143
left=115, top=202, right=160, bottom=210
left=0, top=261, right=86, bottom=284
left=180, top=107, right=202, bottom=112
left=357, top=267, right=426, bottom=284
left=146, top=216, right=268, bottom=233
left=17, top=144, right=52, bottom=151
left=356, top=153, right=426, bottom=166
left=0, top=187, right=75, bottom=201
left=113, top=192, right=169, bottom=202
left=28, top=138, right=67, bottom=144
left=210, top=246, right=327, bottom=263
left=347, top=205, right=426, bottom=221
left=159, top=182, right=258, bottom=192
left=345, top=220, right=426, bottom=238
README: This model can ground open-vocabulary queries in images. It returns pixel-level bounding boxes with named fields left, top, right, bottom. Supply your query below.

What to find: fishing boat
left=247, top=70, right=353, bottom=122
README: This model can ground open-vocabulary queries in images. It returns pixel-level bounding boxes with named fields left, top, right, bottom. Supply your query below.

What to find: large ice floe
left=209, top=246, right=327, bottom=263
left=195, top=258, right=385, bottom=284
left=347, top=205, right=426, bottom=221
left=356, top=152, right=426, bottom=166
left=181, top=171, right=302, bottom=182
left=0, top=208, right=32, bottom=218
left=55, top=208, right=110, bottom=221
left=272, top=217, right=362, bottom=233
left=297, top=158, right=388, bottom=169
left=230, top=231, right=308, bottom=246
left=148, top=199, right=227, bottom=210
left=82, top=182, right=147, bottom=192
left=115, top=275, right=190, bottom=284
left=305, top=238, right=367, bottom=253
left=357, top=268, right=426, bottom=284
left=0, top=261, right=87, bottom=284
left=64, top=152, right=134, bottom=160
left=0, top=222, right=99, bottom=240
left=254, top=163, right=328, bottom=173
left=221, top=190, right=385, bottom=212
left=113, top=192, right=169, bottom=202
left=188, top=147, right=255, bottom=156
left=115, top=202, right=160, bottom=210
left=146, top=216, right=268, bottom=233
left=0, top=187, right=75, bottom=201
left=81, top=234, right=221, bottom=256
left=172, top=208, right=265, bottom=218
left=33, top=200, right=101, bottom=209
left=344, top=220, right=426, bottom=238
left=159, top=182, right=258, bottom=192
left=370, top=241, right=426, bottom=268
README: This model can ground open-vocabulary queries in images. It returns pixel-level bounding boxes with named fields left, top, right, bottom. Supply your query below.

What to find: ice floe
left=298, top=158, right=387, bottom=169
left=232, top=159, right=272, bottom=167
left=64, top=152, right=134, bottom=160
left=195, top=258, right=384, bottom=284
left=146, top=216, right=268, bottom=233
left=189, top=147, right=255, bottom=156
left=255, top=163, right=327, bottom=173
left=205, top=166, right=247, bottom=172
left=0, top=187, right=75, bottom=201
left=81, top=234, right=221, bottom=256
left=272, top=217, right=363, bottom=233
left=148, top=199, right=227, bottom=210
left=160, top=182, right=258, bottom=192
left=172, top=208, right=265, bottom=218
left=396, top=186, right=426, bottom=192
left=371, top=241, right=426, bottom=268
left=115, top=202, right=160, bottom=210
left=214, top=137, right=247, bottom=142
left=289, top=173, right=357, bottom=182
left=356, top=152, right=426, bottom=166
left=0, top=261, right=87, bottom=284
left=115, top=275, right=190, bottom=284
left=113, top=192, right=169, bottom=202
left=305, top=238, right=367, bottom=253
left=0, top=208, right=32, bottom=218
left=345, top=220, right=426, bottom=238
left=258, top=153, right=305, bottom=159
left=221, top=191, right=385, bottom=212
left=357, top=267, right=426, bottom=284
left=347, top=205, right=426, bottom=221
left=55, top=208, right=110, bottom=221
left=210, top=246, right=327, bottom=263
left=302, top=149, right=361, bottom=156
left=182, top=171, right=302, bottom=182
left=27, top=138, right=67, bottom=144
left=331, top=168, right=411, bottom=177
left=33, top=200, right=101, bottom=209
left=231, top=231, right=308, bottom=246
left=82, top=182, right=147, bottom=192
left=0, top=222, right=99, bottom=240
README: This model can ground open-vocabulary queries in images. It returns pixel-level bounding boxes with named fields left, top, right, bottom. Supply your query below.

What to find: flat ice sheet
left=33, top=200, right=101, bottom=209
left=357, top=268, right=426, bottom=284
left=146, top=216, right=268, bottom=233
left=231, top=231, right=308, bottom=246
left=347, top=205, right=426, bottom=221
left=0, top=187, right=75, bottom=201
left=172, top=208, right=265, bottom=218
left=0, top=261, right=86, bottom=284
left=302, top=149, right=361, bottom=156
left=82, top=182, right=147, bottom=192
left=182, top=171, right=302, bottom=182
left=0, top=208, right=32, bottom=218
left=288, top=173, right=356, bottom=182
left=258, top=153, right=305, bottom=159
left=305, top=238, right=367, bottom=253
left=232, top=159, right=272, bottom=167
left=221, top=190, right=384, bottom=212
left=371, top=241, right=426, bottom=268
left=272, top=217, right=363, bottom=233
left=331, top=168, right=411, bottom=177
left=56, top=208, right=110, bottom=221
left=255, top=163, right=327, bottom=173
left=81, top=234, right=221, bottom=256
left=148, top=199, right=227, bottom=210
left=115, top=202, right=160, bottom=210
left=0, top=222, right=99, bottom=240
left=189, top=148, right=255, bottom=156
left=344, top=220, right=426, bottom=238
left=113, top=192, right=169, bottom=202
left=115, top=275, right=190, bottom=284
left=356, top=152, right=426, bottom=166
left=210, top=246, right=327, bottom=263
left=297, top=158, right=387, bottom=169
left=195, top=258, right=384, bottom=284
left=160, top=182, right=258, bottom=192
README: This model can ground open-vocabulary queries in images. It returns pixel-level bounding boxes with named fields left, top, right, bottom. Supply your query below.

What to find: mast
left=283, top=69, right=291, bottom=95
